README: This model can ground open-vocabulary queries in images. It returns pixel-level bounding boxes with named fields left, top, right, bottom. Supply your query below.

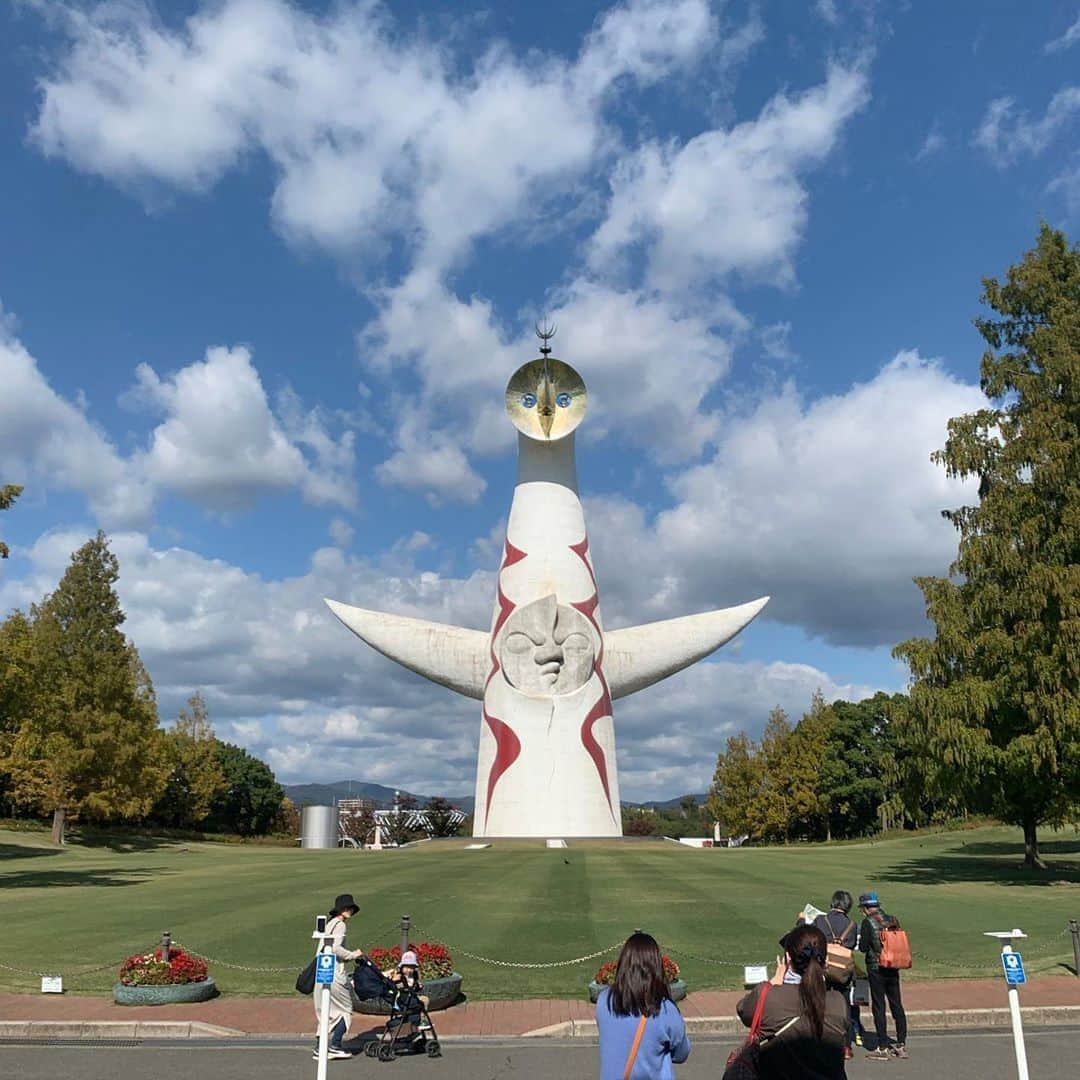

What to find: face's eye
left=521, top=393, right=537, bottom=408
left=556, top=393, right=571, bottom=408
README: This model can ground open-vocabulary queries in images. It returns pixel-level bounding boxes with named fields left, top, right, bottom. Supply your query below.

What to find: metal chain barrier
left=1, top=925, right=1074, bottom=984
left=448, top=941, right=623, bottom=969
left=0, top=950, right=155, bottom=980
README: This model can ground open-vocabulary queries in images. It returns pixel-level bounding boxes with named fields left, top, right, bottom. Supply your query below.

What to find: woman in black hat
left=314, top=893, right=364, bottom=1060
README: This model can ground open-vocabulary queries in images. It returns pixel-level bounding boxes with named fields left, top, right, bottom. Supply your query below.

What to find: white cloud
left=328, top=518, right=354, bottom=548
left=1044, top=13, right=1080, bottom=54
left=974, top=87, right=1080, bottom=165
left=915, top=127, right=946, bottom=162
left=588, top=63, right=869, bottom=291
left=614, top=657, right=874, bottom=796
left=0, top=308, right=354, bottom=523
left=815, top=0, right=840, bottom=26
left=0, top=318, right=153, bottom=527
left=585, top=351, right=986, bottom=647
left=32, top=0, right=716, bottom=271
left=130, top=344, right=356, bottom=511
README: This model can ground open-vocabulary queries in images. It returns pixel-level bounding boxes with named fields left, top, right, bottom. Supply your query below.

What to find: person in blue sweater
left=596, top=932, right=691, bottom=1079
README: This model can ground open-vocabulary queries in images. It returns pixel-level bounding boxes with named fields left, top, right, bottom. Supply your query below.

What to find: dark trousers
left=329, top=1017, right=347, bottom=1049
left=868, top=967, right=907, bottom=1047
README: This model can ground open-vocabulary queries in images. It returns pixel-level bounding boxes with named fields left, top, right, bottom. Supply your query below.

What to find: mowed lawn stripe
left=2, top=826, right=1077, bottom=998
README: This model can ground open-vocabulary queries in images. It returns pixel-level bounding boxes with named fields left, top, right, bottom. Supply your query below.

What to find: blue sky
left=1, top=1, right=1078, bottom=800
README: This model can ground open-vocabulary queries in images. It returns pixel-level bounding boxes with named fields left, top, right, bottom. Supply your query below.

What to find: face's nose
left=538, top=371, right=556, bottom=437
left=534, top=640, right=564, bottom=669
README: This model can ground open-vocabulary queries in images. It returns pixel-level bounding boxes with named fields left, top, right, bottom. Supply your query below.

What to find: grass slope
left=1, top=825, right=1077, bottom=999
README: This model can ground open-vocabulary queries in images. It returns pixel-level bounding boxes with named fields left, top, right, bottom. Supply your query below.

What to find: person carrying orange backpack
left=857, top=891, right=909, bottom=1061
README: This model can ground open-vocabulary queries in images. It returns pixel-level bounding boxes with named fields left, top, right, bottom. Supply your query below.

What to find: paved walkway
left=2, top=976, right=1079, bottom=1036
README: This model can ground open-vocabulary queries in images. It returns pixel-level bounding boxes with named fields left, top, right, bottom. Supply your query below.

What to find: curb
left=2, top=1006, right=1079, bottom=1040
left=521, top=1005, right=1080, bottom=1039
left=0, top=1020, right=245, bottom=1039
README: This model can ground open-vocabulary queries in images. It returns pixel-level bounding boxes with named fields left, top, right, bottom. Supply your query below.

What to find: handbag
left=723, top=983, right=772, bottom=1080
left=295, top=957, right=316, bottom=995
left=622, top=1014, right=648, bottom=1080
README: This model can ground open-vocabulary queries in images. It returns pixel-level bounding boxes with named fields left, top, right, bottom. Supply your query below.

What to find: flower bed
left=113, top=947, right=216, bottom=1005
left=588, top=954, right=686, bottom=1004
left=354, top=943, right=461, bottom=1014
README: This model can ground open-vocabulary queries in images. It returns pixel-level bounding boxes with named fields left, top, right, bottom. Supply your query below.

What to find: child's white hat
left=399, top=950, right=418, bottom=967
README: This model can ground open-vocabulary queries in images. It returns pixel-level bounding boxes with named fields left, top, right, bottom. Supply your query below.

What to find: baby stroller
left=351, top=957, right=442, bottom=1062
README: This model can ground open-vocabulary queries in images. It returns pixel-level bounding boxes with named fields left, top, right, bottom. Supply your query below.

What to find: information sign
left=315, top=953, right=336, bottom=985
left=1002, top=951, right=1026, bottom=985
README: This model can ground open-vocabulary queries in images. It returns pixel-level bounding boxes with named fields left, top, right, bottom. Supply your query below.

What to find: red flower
left=118, top=948, right=208, bottom=987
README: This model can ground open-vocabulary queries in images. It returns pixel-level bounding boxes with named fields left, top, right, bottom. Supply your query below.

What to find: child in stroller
left=353, top=951, right=441, bottom=1062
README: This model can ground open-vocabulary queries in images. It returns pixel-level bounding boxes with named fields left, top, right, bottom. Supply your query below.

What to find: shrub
left=367, top=943, right=454, bottom=981
left=118, top=947, right=209, bottom=986
left=594, top=955, right=680, bottom=985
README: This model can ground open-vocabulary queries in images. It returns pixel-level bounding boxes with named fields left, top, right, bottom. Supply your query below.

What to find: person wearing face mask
left=735, top=924, right=848, bottom=1080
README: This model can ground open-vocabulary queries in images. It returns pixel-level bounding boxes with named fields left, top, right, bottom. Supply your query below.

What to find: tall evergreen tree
left=0, top=611, right=36, bottom=813
left=894, top=225, right=1080, bottom=867
left=151, top=692, right=226, bottom=829
left=706, top=731, right=763, bottom=838
left=3, top=532, right=167, bottom=843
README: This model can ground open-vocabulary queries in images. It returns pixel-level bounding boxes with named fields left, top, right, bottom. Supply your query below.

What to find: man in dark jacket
left=858, top=890, right=908, bottom=1060
left=812, top=890, right=859, bottom=1059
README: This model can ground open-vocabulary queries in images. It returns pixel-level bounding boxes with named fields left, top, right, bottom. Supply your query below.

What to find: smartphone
left=315, top=915, right=327, bottom=934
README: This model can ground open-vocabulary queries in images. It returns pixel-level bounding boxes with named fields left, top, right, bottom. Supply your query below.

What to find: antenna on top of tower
left=535, top=319, right=556, bottom=356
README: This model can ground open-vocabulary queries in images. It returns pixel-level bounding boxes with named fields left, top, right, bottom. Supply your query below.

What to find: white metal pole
left=1002, top=943, right=1030, bottom=1080
left=315, top=930, right=333, bottom=1080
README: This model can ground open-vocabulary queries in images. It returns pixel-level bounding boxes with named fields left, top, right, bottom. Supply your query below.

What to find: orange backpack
left=878, top=920, right=912, bottom=970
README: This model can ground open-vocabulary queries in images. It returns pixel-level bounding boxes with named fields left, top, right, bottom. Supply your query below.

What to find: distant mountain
left=624, top=793, right=708, bottom=811
left=284, top=779, right=704, bottom=816
left=283, top=780, right=474, bottom=814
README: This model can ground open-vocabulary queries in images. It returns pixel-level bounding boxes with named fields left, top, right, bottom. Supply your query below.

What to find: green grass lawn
left=1, top=824, right=1077, bottom=999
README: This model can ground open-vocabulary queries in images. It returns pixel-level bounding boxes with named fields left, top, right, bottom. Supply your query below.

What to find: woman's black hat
left=332, top=893, right=359, bottom=915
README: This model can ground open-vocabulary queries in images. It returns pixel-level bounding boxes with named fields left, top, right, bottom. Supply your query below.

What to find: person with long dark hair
left=595, top=932, right=691, bottom=1079
left=735, top=924, right=848, bottom=1079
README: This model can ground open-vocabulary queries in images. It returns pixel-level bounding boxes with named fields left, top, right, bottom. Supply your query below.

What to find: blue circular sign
left=521, top=393, right=537, bottom=408
left=556, top=392, right=572, bottom=408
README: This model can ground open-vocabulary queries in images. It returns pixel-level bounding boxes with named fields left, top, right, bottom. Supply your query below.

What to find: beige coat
left=313, top=915, right=363, bottom=1027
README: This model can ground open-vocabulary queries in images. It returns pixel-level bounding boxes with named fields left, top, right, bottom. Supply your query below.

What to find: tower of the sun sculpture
left=327, top=332, right=768, bottom=837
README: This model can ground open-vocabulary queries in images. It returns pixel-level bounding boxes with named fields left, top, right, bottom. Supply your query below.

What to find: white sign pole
left=984, top=929, right=1029, bottom=1080
left=313, top=923, right=334, bottom=1080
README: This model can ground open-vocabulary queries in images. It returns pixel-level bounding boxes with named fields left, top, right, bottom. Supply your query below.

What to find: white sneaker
left=328, top=1048, right=353, bottom=1060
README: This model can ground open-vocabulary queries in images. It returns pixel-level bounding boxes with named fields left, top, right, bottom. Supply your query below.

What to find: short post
left=1069, top=919, right=1080, bottom=977
left=400, top=915, right=411, bottom=955
left=313, top=916, right=334, bottom=1080
left=161, top=930, right=171, bottom=964
left=984, top=929, right=1029, bottom=1080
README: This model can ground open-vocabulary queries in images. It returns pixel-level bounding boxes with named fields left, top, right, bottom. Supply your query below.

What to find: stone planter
left=588, top=979, right=686, bottom=1005
left=113, top=978, right=217, bottom=1005
left=353, top=972, right=463, bottom=1014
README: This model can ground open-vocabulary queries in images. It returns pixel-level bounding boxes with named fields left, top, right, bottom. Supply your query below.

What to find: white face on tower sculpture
left=325, top=332, right=769, bottom=838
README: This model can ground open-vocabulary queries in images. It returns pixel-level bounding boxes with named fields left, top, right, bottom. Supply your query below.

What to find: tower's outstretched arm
left=604, top=597, right=769, bottom=700
left=324, top=599, right=489, bottom=699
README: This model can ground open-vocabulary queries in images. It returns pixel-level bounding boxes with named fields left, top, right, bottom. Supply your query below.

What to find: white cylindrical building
left=300, top=804, right=338, bottom=849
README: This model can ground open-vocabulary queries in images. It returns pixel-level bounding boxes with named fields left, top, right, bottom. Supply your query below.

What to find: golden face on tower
left=505, top=358, right=587, bottom=441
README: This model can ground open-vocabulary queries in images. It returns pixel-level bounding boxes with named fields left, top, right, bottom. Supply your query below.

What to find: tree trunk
left=51, top=806, right=66, bottom=846
left=1022, top=817, right=1045, bottom=869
